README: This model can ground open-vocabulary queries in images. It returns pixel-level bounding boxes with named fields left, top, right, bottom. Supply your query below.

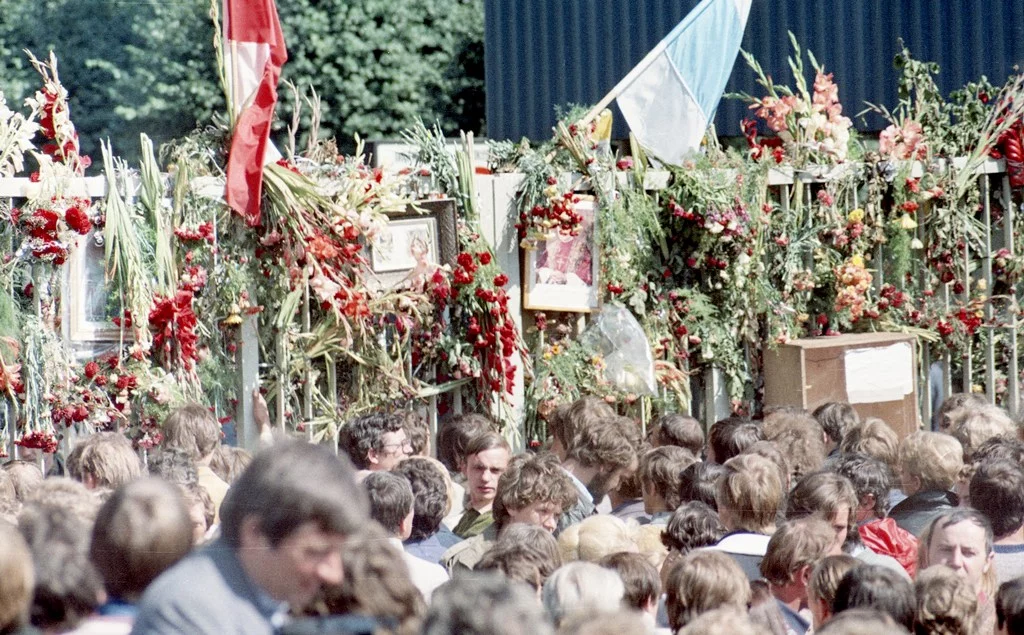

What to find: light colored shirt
left=389, top=537, right=449, bottom=602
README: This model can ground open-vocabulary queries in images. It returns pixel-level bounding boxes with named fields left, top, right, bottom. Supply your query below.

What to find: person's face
left=926, top=519, right=993, bottom=590
left=506, top=499, right=561, bottom=533
left=465, top=447, right=510, bottom=507
left=829, top=505, right=851, bottom=554
left=370, top=429, right=412, bottom=471
left=188, top=501, right=207, bottom=544
left=243, top=521, right=347, bottom=608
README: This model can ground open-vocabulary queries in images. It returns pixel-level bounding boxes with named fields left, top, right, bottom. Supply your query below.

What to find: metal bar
left=942, top=282, right=953, bottom=399
left=302, top=282, right=313, bottom=426
left=1002, top=174, right=1020, bottom=416
left=922, top=344, right=933, bottom=429
left=962, top=215, right=973, bottom=394
left=981, top=177, right=996, bottom=401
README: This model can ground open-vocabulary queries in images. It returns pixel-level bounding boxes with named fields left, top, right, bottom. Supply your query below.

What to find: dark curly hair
left=393, top=458, right=448, bottom=540
left=661, top=500, right=725, bottom=555
left=339, top=413, right=405, bottom=470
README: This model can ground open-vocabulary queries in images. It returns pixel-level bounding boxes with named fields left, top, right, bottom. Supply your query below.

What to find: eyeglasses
left=380, top=440, right=413, bottom=453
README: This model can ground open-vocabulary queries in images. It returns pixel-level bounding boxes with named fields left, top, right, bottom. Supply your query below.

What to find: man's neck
left=996, top=526, right=1024, bottom=546
left=468, top=500, right=493, bottom=514
left=772, top=582, right=806, bottom=612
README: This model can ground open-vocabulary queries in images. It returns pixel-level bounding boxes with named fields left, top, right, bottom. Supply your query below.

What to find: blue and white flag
left=615, top=0, right=751, bottom=165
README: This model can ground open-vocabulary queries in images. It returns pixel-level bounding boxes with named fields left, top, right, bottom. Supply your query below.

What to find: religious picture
left=524, top=199, right=600, bottom=312
left=67, top=235, right=122, bottom=342
left=371, top=218, right=438, bottom=273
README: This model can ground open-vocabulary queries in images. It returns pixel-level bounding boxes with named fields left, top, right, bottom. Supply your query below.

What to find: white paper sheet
left=843, top=342, right=913, bottom=404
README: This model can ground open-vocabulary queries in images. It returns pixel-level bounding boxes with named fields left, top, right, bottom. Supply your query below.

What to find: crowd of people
left=3, top=392, right=1024, bottom=634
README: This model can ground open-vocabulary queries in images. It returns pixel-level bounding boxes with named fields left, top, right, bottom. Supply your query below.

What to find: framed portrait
left=523, top=198, right=600, bottom=312
left=65, top=233, right=122, bottom=342
left=368, top=198, right=458, bottom=289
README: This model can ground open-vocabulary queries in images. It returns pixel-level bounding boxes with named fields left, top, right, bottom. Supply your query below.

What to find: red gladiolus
left=901, top=201, right=919, bottom=214
left=84, top=361, right=99, bottom=379
left=493, top=274, right=509, bottom=287
left=478, top=251, right=492, bottom=265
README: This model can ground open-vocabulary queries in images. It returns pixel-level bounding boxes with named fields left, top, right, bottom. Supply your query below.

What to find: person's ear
left=984, top=550, right=995, bottom=575
left=367, top=448, right=380, bottom=466
left=797, top=564, right=812, bottom=587
left=238, top=516, right=268, bottom=548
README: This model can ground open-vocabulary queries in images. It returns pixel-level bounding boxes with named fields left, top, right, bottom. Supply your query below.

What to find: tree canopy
left=0, top=0, right=484, bottom=165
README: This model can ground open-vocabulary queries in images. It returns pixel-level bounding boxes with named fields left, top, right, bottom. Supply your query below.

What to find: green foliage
left=0, top=0, right=484, bottom=166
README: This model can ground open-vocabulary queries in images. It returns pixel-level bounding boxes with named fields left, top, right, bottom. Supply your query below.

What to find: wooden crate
left=764, top=332, right=920, bottom=439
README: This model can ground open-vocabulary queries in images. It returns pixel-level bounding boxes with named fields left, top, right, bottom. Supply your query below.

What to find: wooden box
left=763, top=332, right=921, bottom=439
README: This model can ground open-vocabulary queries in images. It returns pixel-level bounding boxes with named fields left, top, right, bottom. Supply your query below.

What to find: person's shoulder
left=441, top=533, right=491, bottom=573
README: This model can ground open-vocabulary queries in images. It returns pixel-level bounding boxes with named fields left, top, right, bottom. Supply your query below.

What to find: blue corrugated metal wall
left=484, top=1, right=1024, bottom=141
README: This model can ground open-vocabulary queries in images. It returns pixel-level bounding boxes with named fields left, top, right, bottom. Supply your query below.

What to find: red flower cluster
left=524, top=191, right=584, bottom=238
left=15, top=430, right=58, bottom=453
left=741, top=118, right=784, bottom=163
left=149, top=290, right=199, bottom=372
left=37, top=86, right=90, bottom=171
left=174, top=222, right=215, bottom=243
left=14, top=198, right=93, bottom=265
left=179, top=265, right=208, bottom=293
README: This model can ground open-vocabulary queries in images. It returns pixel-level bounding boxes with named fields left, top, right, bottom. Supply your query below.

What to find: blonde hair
left=678, top=607, right=760, bottom=635
left=633, top=524, right=668, bottom=571
left=557, top=514, right=638, bottom=563
left=716, top=454, right=783, bottom=534
left=841, top=417, right=900, bottom=471
left=898, top=431, right=963, bottom=491
left=665, top=550, right=752, bottom=631
left=951, top=404, right=1016, bottom=461
left=66, top=432, right=143, bottom=490
left=0, top=521, right=33, bottom=631
left=542, top=561, right=625, bottom=627
left=914, top=565, right=978, bottom=635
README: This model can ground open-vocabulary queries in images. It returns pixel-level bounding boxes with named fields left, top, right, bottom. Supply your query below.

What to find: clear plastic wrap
left=580, top=304, right=657, bottom=395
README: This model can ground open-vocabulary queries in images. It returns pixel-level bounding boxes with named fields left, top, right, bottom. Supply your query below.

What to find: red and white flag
left=223, top=0, right=287, bottom=227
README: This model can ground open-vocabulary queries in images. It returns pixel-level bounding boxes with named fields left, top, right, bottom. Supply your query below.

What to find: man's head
left=463, top=432, right=511, bottom=509
left=664, top=550, right=751, bottom=632
left=707, top=417, right=763, bottom=464
left=89, top=477, right=193, bottom=602
left=921, top=509, right=994, bottom=592
left=807, top=554, right=858, bottom=630
left=542, top=561, right=625, bottom=627
left=839, top=417, right=900, bottom=473
left=161, top=403, right=222, bottom=462
left=364, top=471, right=415, bottom=539
left=651, top=414, right=704, bottom=455
left=598, top=551, right=661, bottom=614
left=638, top=445, right=697, bottom=514
left=813, top=402, right=860, bottom=450
left=660, top=501, right=726, bottom=586
left=219, top=440, right=368, bottom=608
left=2, top=460, right=43, bottom=502
left=913, top=565, right=978, bottom=635
left=997, top=577, right=1024, bottom=635
left=969, top=459, right=1024, bottom=541
left=549, top=396, right=616, bottom=460
left=897, top=431, right=963, bottom=495
left=832, top=565, right=915, bottom=631
left=785, top=471, right=858, bottom=554
left=715, top=454, right=783, bottom=534
left=678, top=461, right=726, bottom=510
left=339, top=413, right=410, bottom=471
left=0, top=522, right=33, bottom=633
left=493, top=453, right=576, bottom=533
left=425, top=572, right=553, bottom=635
left=392, top=457, right=449, bottom=541
left=565, top=415, right=640, bottom=500
left=437, top=413, right=494, bottom=474
left=760, top=518, right=835, bottom=601
left=401, top=411, right=431, bottom=456
left=831, top=453, right=892, bottom=523
left=477, top=523, right=562, bottom=592
left=66, top=432, right=143, bottom=491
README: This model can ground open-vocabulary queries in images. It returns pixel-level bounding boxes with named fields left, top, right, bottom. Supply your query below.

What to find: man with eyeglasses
left=339, top=413, right=413, bottom=475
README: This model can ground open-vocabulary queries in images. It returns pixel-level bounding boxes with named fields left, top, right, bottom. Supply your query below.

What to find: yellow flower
left=977, top=278, right=988, bottom=291
left=797, top=313, right=809, bottom=323
left=551, top=344, right=562, bottom=356
left=899, top=214, right=918, bottom=230
left=848, top=208, right=865, bottom=223
left=850, top=255, right=865, bottom=268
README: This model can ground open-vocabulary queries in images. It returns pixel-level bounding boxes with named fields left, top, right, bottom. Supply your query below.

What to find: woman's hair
left=208, top=445, right=252, bottom=485
left=897, top=431, right=964, bottom=491
left=541, top=561, right=625, bottom=627
left=840, top=417, right=900, bottom=471
left=664, top=549, right=751, bottom=632
left=813, top=402, right=860, bottom=446
left=312, top=522, right=425, bottom=635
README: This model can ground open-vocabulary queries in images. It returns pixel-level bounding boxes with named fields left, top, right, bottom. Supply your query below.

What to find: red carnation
left=65, top=206, right=92, bottom=235
left=84, top=361, right=99, bottom=379
left=493, top=274, right=509, bottom=287
left=478, top=251, right=492, bottom=265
